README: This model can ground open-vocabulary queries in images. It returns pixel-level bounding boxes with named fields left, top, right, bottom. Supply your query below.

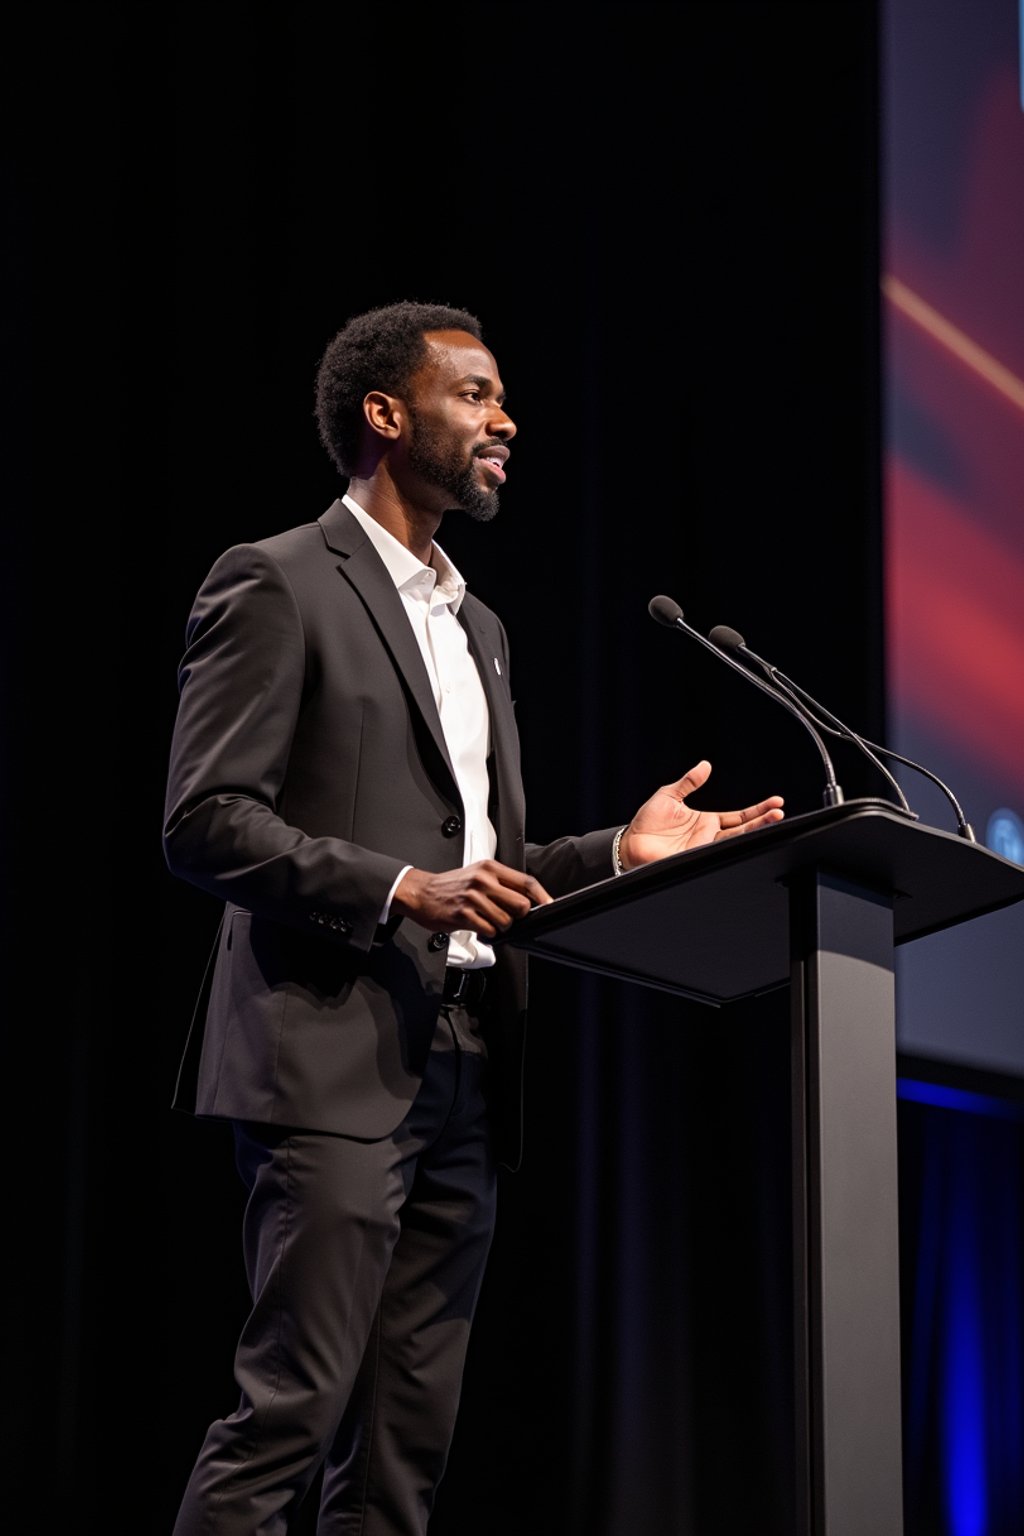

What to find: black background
left=4, top=5, right=886, bottom=1531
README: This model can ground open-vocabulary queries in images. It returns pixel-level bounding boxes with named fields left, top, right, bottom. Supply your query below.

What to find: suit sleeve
left=524, top=827, right=619, bottom=897
left=162, top=543, right=408, bottom=952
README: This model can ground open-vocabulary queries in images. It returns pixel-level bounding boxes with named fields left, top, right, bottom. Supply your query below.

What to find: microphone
left=707, top=623, right=976, bottom=842
left=648, top=595, right=845, bottom=807
left=707, top=624, right=911, bottom=817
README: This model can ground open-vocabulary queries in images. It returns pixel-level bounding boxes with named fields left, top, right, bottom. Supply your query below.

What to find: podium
left=499, top=798, right=1024, bottom=1536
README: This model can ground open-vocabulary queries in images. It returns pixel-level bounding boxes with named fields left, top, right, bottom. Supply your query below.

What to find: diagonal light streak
left=881, top=273, right=1024, bottom=415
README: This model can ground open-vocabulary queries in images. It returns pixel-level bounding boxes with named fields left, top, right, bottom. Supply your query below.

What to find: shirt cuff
left=381, top=864, right=414, bottom=922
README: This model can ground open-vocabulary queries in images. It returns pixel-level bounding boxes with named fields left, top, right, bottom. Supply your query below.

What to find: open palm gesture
left=618, top=760, right=784, bottom=869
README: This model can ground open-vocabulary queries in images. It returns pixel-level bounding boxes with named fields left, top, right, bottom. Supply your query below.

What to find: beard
left=406, top=409, right=500, bottom=522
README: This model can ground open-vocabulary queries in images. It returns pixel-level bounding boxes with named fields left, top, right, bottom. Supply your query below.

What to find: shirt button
left=441, top=815, right=462, bottom=838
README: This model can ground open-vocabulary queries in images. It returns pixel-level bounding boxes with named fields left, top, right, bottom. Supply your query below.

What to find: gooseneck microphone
left=708, top=624, right=911, bottom=817
left=648, top=595, right=845, bottom=807
left=707, top=623, right=976, bottom=842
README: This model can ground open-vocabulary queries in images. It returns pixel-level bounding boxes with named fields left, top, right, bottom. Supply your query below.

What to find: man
left=162, top=299, right=784, bottom=1534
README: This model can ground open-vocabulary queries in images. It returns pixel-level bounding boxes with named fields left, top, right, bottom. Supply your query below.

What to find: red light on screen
left=885, top=456, right=1024, bottom=787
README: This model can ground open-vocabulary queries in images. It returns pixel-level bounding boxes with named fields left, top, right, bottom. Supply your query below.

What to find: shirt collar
left=343, top=493, right=466, bottom=613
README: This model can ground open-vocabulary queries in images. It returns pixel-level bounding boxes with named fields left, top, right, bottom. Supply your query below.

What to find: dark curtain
left=13, top=5, right=996, bottom=1534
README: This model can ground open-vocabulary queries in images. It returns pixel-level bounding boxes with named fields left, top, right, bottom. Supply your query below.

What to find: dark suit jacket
left=163, top=499, right=616, bottom=1169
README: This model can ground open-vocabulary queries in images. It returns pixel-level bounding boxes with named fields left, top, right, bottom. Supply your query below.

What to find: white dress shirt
left=343, top=494, right=497, bottom=968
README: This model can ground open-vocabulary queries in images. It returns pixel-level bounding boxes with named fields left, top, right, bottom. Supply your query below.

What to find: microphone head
left=649, top=594, right=684, bottom=627
left=707, top=624, right=746, bottom=654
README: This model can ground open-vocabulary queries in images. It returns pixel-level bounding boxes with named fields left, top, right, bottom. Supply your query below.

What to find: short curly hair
left=314, top=300, right=484, bottom=478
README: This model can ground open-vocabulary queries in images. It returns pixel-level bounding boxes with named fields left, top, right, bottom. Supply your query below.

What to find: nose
left=487, top=401, right=517, bottom=440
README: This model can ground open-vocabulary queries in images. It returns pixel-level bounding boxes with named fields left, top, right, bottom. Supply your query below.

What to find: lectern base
left=790, top=870, right=904, bottom=1536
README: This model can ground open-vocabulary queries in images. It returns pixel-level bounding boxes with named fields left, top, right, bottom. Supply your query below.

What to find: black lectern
left=500, top=799, right=1024, bottom=1536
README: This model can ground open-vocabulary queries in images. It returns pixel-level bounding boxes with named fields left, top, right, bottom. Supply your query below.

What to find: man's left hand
left=618, top=759, right=784, bottom=869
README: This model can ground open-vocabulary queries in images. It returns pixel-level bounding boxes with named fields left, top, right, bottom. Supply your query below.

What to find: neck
left=346, top=477, right=440, bottom=565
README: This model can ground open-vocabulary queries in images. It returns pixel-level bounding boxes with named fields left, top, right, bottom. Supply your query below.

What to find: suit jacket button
left=441, top=815, right=462, bottom=838
left=428, top=932, right=450, bottom=951
left=334, top=918, right=352, bottom=936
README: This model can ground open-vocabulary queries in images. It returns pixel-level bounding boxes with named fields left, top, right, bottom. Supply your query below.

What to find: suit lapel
left=320, top=501, right=459, bottom=795
left=319, top=500, right=526, bottom=845
left=456, top=602, right=516, bottom=762
left=457, top=599, right=525, bottom=856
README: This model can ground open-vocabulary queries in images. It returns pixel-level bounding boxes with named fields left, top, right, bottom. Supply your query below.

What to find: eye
left=462, top=389, right=483, bottom=402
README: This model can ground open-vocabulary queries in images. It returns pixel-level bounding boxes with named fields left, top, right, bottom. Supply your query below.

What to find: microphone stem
left=672, top=617, right=844, bottom=805
left=776, top=671, right=975, bottom=840
left=768, top=672, right=911, bottom=814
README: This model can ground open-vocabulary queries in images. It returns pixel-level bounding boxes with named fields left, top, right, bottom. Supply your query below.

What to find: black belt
left=442, top=966, right=488, bottom=1008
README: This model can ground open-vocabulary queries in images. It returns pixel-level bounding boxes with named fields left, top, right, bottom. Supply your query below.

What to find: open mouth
left=477, top=448, right=508, bottom=484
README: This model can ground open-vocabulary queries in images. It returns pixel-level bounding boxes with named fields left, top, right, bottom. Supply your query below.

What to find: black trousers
left=172, top=1004, right=496, bottom=1536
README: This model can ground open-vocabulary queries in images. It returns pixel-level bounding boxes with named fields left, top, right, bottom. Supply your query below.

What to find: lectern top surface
left=495, top=799, right=1024, bottom=1005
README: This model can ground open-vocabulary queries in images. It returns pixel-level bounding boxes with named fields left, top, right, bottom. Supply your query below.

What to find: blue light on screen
left=986, top=807, right=1024, bottom=865
left=899, top=1078, right=1024, bottom=1534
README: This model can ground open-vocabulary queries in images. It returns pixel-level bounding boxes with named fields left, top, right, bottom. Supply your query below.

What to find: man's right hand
left=392, top=861, right=553, bottom=938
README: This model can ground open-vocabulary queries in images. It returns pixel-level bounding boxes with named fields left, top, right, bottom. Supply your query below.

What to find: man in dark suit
left=163, top=299, right=784, bottom=1534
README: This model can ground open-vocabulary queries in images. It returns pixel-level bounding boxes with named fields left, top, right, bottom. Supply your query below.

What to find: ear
left=363, top=390, right=404, bottom=443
